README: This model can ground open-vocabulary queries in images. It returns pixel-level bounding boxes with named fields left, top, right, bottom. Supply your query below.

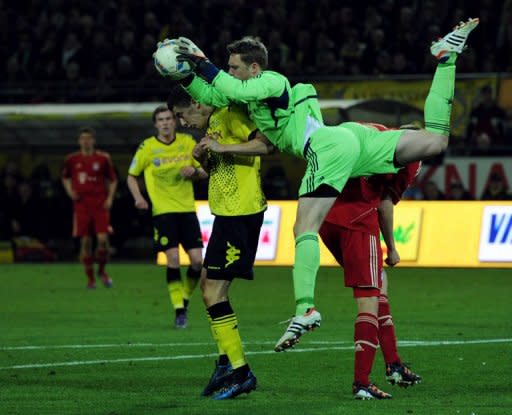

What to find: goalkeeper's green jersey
left=185, top=71, right=323, bottom=159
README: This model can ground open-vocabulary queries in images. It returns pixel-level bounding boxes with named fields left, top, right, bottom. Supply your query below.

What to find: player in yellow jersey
left=167, top=86, right=273, bottom=400
left=127, top=105, right=208, bottom=328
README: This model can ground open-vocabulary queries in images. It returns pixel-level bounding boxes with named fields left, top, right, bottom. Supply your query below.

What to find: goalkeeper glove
left=174, top=37, right=220, bottom=83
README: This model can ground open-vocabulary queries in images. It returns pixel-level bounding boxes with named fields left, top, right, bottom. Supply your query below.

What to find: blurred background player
left=319, top=122, right=422, bottom=400
left=168, top=85, right=271, bottom=399
left=62, top=127, right=117, bottom=289
left=127, top=105, right=207, bottom=328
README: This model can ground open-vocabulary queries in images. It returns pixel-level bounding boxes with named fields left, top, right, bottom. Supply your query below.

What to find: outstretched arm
left=378, top=195, right=400, bottom=267
left=183, top=75, right=231, bottom=108
left=211, top=71, right=288, bottom=102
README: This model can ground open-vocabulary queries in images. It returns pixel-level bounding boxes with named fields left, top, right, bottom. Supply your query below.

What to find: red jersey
left=62, top=150, right=117, bottom=201
left=323, top=123, right=420, bottom=234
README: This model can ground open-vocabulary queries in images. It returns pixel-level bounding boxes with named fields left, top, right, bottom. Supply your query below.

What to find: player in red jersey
left=319, top=122, right=422, bottom=400
left=62, top=127, right=118, bottom=289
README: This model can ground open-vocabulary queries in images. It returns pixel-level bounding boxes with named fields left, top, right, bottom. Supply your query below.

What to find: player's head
left=167, top=85, right=211, bottom=129
left=227, top=36, right=268, bottom=80
left=78, top=127, right=96, bottom=154
left=152, top=105, right=176, bottom=138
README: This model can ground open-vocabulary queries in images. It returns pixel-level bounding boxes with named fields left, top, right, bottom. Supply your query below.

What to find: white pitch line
left=1, top=338, right=511, bottom=370
left=1, top=338, right=511, bottom=351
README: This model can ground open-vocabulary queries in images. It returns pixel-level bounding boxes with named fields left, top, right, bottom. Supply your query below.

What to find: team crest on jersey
left=93, top=162, right=100, bottom=171
left=153, top=158, right=161, bottom=167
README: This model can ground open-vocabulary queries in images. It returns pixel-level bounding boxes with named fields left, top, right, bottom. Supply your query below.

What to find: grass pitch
left=1, top=264, right=511, bottom=415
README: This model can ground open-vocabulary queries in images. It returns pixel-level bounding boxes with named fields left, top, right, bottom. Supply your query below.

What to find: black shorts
left=204, top=211, right=264, bottom=281
left=152, top=212, right=203, bottom=252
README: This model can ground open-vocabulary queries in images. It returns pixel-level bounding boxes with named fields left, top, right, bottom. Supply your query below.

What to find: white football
left=153, top=39, right=192, bottom=79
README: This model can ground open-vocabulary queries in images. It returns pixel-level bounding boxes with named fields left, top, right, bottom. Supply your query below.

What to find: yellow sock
left=207, top=314, right=226, bottom=356
left=166, top=267, right=184, bottom=309
left=167, top=281, right=184, bottom=309
left=209, top=302, right=246, bottom=369
left=183, top=267, right=201, bottom=301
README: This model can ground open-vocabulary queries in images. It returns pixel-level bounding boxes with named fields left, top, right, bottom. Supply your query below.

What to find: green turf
left=1, top=264, right=511, bottom=415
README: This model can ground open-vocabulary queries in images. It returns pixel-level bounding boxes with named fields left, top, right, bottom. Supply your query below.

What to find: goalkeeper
left=173, top=18, right=479, bottom=352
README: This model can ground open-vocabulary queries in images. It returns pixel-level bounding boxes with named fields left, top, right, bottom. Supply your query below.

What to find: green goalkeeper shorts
left=298, top=123, right=403, bottom=197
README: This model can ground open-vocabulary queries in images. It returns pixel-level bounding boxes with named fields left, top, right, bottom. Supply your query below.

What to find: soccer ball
left=153, top=39, right=192, bottom=79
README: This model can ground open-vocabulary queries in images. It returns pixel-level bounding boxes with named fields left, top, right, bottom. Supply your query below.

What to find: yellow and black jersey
left=207, top=105, right=267, bottom=216
left=128, top=134, right=200, bottom=215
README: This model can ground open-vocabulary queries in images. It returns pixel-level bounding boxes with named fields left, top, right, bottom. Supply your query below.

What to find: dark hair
left=78, top=126, right=96, bottom=137
left=227, top=36, right=268, bottom=69
left=167, top=85, right=193, bottom=110
left=152, top=104, right=172, bottom=123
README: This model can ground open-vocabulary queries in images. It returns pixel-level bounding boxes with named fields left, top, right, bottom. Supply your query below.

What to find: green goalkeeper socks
left=293, top=232, right=320, bottom=315
left=424, top=53, right=457, bottom=137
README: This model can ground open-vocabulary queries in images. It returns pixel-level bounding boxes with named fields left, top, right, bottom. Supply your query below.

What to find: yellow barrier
left=158, top=200, right=512, bottom=268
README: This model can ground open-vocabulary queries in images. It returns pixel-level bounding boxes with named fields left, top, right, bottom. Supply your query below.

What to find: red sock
left=354, top=312, right=379, bottom=386
left=82, top=255, right=94, bottom=282
left=96, top=248, right=108, bottom=276
left=378, top=295, right=401, bottom=365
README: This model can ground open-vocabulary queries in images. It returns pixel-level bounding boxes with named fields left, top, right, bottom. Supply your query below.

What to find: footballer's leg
left=347, top=230, right=391, bottom=399
left=183, top=247, right=202, bottom=309
left=80, top=235, right=95, bottom=289
left=275, top=126, right=361, bottom=352
left=274, top=195, right=333, bottom=352
left=165, top=247, right=187, bottom=328
left=96, top=233, right=112, bottom=288
left=179, top=212, right=203, bottom=316
left=201, top=276, right=233, bottom=396
left=202, top=278, right=256, bottom=400
left=379, top=270, right=422, bottom=387
left=94, top=205, right=112, bottom=287
left=201, top=214, right=261, bottom=399
left=394, top=18, right=479, bottom=165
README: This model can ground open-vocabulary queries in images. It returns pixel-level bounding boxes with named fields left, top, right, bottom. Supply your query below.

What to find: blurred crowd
left=2, top=0, right=512, bottom=101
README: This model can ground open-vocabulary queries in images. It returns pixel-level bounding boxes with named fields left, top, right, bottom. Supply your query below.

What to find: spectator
left=1, top=1, right=511, bottom=102
left=422, top=181, right=446, bottom=200
left=448, top=182, right=474, bottom=200
left=61, top=32, right=84, bottom=69
left=481, top=173, right=512, bottom=200
left=467, top=85, right=508, bottom=153
left=12, top=181, right=41, bottom=238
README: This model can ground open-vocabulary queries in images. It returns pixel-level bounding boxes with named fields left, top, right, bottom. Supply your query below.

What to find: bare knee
left=96, top=234, right=108, bottom=250
left=166, top=249, right=179, bottom=267
left=188, top=248, right=203, bottom=271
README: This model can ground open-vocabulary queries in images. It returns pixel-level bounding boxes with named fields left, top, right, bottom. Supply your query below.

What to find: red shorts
left=319, top=222, right=382, bottom=292
left=73, top=200, right=110, bottom=237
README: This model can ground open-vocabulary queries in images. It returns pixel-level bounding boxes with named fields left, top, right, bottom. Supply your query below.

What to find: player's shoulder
left=176, top=131, right=195, bottom=144
left=95, top=149, right=112, bottom=159
left=136, top=136, right=157, bottom=151
left=64, top=151, right=82, bottom=162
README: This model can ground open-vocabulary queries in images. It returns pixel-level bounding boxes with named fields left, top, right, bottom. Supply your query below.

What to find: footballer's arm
left=198, top=130, right=275, bottom=156
left=378, top=194, right=400, bottom=267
